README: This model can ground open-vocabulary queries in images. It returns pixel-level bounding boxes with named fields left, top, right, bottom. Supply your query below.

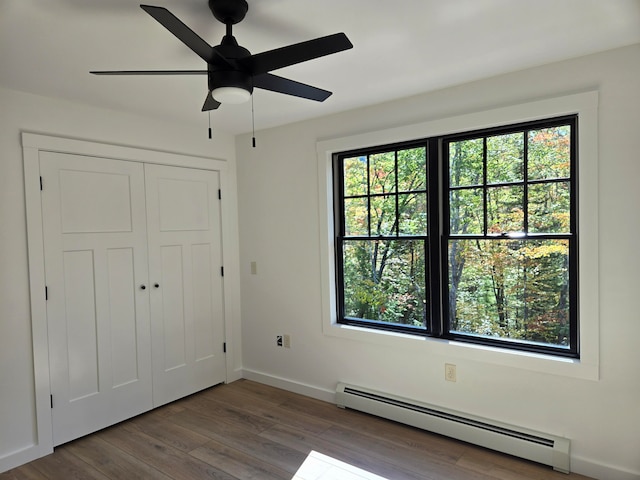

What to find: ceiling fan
left=91, top=0, right=353, bottom=112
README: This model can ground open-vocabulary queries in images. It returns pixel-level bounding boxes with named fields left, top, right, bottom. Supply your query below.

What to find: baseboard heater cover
left=335, top=383, right=570, bottom=474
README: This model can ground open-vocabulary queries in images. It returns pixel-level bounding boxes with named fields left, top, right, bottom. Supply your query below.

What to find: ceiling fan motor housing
left=208, top=68, right=253, bottom=94
left=208, top=0, right=248, bottom=25
left=209, top=39, right=253, bottom=94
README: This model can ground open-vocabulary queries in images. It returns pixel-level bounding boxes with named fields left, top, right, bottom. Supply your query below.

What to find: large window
left=334, top=116, right=578, bottom=357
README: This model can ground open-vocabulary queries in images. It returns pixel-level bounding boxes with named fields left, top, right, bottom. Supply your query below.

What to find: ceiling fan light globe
left=211, top=87, right=251, bottom=104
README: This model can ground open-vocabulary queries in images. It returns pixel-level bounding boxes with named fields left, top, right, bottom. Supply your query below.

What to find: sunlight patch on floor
left=292, top=451, right=389, bottom=480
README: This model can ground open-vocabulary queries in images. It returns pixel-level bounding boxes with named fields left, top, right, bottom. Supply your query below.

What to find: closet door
left=145, top=164, right=226, bottom=406
left=40, top=152, right=152, bottom=446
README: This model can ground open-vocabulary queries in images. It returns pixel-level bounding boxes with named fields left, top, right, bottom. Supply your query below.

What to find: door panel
left=59, top=169, right=134, bottom=233
left=192, top=243, right=215, bottom=361
left=145, top=164, right=226, bottom=407
left=157, top=177, right=210, bottom=231
left=159, top=245, right=187, bottom=371
left=40, top=152, right=152, bottom=446
left=63, top=250, right=99, bottom=400
left=107, top=248, right=140, bottom=387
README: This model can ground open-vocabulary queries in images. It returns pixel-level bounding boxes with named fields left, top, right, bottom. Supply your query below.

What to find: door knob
left=140, top=285, right=146, bottom=290
left=154, top=283, right=160, bottom=288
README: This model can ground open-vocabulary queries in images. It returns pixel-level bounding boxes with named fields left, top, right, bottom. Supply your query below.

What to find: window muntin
left=334, top=116, right=578, bottom=357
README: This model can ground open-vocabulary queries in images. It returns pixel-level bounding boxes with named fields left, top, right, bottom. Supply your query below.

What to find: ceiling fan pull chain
left=251, top=94, right=256, bottom=148
left=208, top=111, right=212, bottom=140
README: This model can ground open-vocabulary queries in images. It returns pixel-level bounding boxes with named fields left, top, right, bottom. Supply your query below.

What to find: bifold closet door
left=40, top=152, right=152, bottom=446
left=144, top=164, right=226, bottom=407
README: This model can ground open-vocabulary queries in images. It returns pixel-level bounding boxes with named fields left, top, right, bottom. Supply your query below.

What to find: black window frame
left=333, top=115, right=579, bottom=358
left=334, top=140, right=432, bottom=335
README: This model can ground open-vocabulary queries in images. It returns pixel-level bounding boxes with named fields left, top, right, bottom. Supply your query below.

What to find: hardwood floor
left=1, top=380, right=594, bottom=480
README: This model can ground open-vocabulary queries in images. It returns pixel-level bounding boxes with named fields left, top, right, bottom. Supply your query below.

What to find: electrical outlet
left=276, top=335, right=283, bottom=347
left=445, top=363, right=457, bottom=382
left=283, top=334, right=291, bottom=348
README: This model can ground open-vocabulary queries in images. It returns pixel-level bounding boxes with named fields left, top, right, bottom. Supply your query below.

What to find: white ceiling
left=1, top=0, right=639, bottom=135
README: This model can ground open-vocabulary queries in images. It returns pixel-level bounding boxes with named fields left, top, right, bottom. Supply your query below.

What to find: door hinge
left=40, top=176, right=43, bottom=191
left=220, top=266, right=224, bottom=277
left=45, top=286, right=48, bottom=301
left=223, top=342, right=226, bottom=353
left=50, top=395, right=53, bottom=409
left=218, top=189, right=221, bottom=200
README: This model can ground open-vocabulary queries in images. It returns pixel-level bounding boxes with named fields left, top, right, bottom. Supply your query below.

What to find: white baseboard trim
left=241, top=368, right=335, bottom=403
left=226, top=367, right=243, bottom=383
left=571, top=455, right=640, bottom=480
left=0, top=443, right=52, bottom=474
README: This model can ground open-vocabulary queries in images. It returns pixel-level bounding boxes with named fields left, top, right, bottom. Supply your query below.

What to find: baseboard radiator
left=335, top=383, right=570, bottom=474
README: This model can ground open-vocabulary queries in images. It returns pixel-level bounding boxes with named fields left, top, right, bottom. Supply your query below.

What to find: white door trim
left=21, top=132, right=239, bottom=466
left=22, top=133, right=228, bottom=171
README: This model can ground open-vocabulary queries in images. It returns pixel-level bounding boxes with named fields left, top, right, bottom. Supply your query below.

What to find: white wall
left=236, top=44, right=640, bottom=480
left=0, top=86, right=242, bottom=470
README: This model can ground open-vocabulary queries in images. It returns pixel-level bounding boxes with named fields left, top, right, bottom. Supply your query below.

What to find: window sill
left=324, top=321, right=598, bottom=381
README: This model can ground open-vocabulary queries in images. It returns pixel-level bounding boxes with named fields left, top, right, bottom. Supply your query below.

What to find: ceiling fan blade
left=202, top=92, right=221, bottom=111
left=140, top=5, right=231, bottom=66
left=238, top=33, right=353, bottom=76
left=253, top=73, right=331, bottom=102
left=91, top=70, right=207, bottom=75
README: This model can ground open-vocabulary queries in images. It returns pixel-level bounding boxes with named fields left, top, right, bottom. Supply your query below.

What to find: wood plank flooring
left=1, top=380, right=594, bottom=480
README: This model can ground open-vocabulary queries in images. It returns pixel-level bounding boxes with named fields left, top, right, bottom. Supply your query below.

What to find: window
left=334, top=115, right=578, bottom=357
left=336, top=143, right=429, bottom=331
